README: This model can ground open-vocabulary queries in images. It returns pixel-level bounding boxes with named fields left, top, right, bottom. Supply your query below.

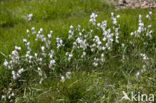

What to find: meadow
left=0, top=0, right=156, bottom=102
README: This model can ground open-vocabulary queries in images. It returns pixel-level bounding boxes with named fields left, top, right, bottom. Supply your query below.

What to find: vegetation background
left=0, top=0, right=156, bottom=102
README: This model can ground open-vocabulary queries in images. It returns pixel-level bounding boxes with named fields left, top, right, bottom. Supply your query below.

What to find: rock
left=114, top=0, right=156, bottom=9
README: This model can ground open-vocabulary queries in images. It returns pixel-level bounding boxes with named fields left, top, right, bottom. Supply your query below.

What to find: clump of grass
left=0, top=0, right=114, bottom=66
left=1, top=11, right=156, bottom=102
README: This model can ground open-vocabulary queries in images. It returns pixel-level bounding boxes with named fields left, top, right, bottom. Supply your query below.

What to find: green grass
left=0, top=0, right=156, bottom=102
left=0, top=0, right=113, bottom=64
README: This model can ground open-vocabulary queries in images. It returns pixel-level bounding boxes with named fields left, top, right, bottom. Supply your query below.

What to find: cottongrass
left=1, top=11, right=154, bottom=102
